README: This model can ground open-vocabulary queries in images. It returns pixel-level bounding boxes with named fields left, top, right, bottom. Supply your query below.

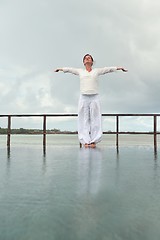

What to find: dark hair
left=83, top=54, right=94, bottom=64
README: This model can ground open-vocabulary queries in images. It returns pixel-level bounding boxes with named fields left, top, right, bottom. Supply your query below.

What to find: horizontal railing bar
left=1, top=132, right=160, bottom=135
left=1, top=113, right=160, bottom=117
left=102, top=114, right=160, bottom=117
left=104, top=132, right=160, bottom=134
left=0, top=130, right=160, bottom=135
left=0, top=114, right=78, bottom=117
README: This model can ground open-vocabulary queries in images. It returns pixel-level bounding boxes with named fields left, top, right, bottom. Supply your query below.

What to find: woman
left=55, top=54, right=127, bottom=148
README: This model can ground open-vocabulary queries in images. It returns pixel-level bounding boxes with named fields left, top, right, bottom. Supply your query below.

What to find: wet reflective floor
left=0, top=136, right=160, bottom=240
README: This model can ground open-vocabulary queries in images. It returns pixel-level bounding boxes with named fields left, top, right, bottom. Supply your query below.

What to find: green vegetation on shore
left=0, top=127, right=77, bottom=134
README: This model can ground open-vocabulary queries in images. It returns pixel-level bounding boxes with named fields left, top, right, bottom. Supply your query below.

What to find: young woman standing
left=55, top=54, right=127, bottom=148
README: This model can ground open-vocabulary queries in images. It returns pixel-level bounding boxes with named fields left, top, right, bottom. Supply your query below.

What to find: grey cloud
left=0, top=0, right=160, bottom=131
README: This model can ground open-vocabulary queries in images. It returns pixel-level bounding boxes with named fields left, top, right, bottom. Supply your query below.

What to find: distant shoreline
left=0, top=127, right=78, bottom=135
left=0, top=127, right=159, bottom=135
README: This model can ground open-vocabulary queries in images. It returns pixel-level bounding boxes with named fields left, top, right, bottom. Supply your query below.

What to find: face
left=83, top=55, right=93, bottom=66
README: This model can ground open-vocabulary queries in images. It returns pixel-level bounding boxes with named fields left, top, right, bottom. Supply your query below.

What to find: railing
left=0, top=114, right=159, bottom=150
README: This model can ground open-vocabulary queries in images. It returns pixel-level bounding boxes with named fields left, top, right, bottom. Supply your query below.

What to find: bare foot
left=84, top=143, right=89, bottom=148
left=90, top=143, right=96, bottom=148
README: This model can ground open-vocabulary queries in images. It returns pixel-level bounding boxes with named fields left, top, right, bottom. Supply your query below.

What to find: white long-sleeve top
left=62, top=67, right=117, bottom=94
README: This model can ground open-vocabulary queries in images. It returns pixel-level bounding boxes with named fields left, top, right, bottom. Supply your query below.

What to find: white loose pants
left=78, top=94, right=102, bottom=144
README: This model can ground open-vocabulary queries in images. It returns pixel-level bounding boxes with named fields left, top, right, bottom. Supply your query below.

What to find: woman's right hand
left=54, top=68, right=63, bottom=72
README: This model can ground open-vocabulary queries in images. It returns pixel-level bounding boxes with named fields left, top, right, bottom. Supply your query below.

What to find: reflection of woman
left=55, top=54, right=127, bottom=148
left=78, top=147, right=102, bottom=195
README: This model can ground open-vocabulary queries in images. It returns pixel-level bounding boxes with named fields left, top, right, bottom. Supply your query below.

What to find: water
left=0, top=135, right=160, bottom=240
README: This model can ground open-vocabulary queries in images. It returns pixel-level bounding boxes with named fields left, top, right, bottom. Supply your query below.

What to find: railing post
left=43, top=115, right=46, bottom=147
left=116, top=115, right=119, bottom=147
left=153, top=115, right=157, bottom=152
left=7, top=115, right=11, bottom=147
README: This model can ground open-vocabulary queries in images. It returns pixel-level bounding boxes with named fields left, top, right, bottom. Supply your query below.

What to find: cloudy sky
left=0, top=0, right=160, bottom=131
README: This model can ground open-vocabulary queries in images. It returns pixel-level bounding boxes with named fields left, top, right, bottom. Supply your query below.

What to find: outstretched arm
left=117, top=67, right=128, bottom=72
left=96, top=66, right=128, bottom=75
left=54, top=67, right=80, bottom=75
